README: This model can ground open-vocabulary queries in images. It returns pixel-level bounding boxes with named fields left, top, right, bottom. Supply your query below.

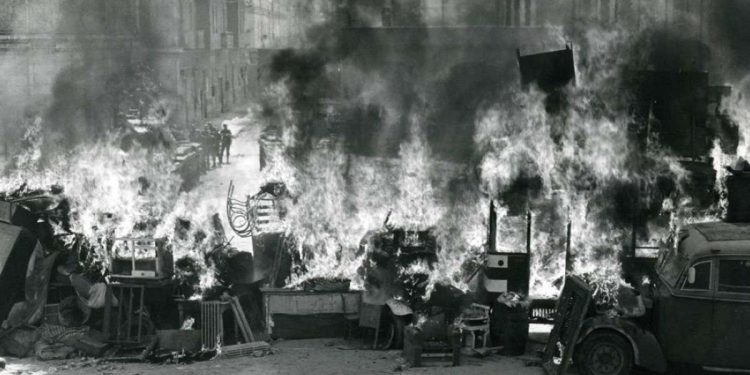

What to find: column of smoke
left=262, top=1, right=750, bottom=301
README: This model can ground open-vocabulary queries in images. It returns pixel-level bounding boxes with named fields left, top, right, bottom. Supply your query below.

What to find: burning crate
left=517, top=45, right=576, bottom=92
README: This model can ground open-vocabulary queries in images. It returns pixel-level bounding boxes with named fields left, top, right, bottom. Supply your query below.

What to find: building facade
left=0, top=0, right=729, bottom=157
left=0, top=0, right=323, bottom=153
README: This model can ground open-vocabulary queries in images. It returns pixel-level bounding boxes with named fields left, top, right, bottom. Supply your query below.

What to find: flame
left=267, top=107, right=487, bottom=294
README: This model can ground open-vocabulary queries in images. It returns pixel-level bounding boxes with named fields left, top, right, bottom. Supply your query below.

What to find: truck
left=573, top=221, right=750, bottom=375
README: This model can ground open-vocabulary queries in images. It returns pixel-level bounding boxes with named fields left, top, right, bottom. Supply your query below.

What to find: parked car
left=574, top=221, right=750, bottom=375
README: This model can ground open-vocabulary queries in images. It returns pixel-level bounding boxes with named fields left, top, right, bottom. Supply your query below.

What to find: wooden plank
left=230, top=300, right=251, bottom=342
left=231, top=297, right=255, bottom=342
left=220, top=341, right=270, bottom=359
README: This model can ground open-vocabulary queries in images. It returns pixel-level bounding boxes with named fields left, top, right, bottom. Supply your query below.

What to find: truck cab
left=575, top=221, right=750, bottom=375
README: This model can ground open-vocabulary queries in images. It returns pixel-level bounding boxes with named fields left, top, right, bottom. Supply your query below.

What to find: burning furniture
left=403, top=322, right=461, bottom=367
left=109, top=238, right=173, bottom=283
left=485, top=201, right=531, bottom=295
left=517, top=45, right=576, bottom=93
left=360, top=228, right=438, bottom=306
left=227, top=181, right=291, bottom=286
left=517, top=45, right=576, bottom=113
left=359, top=227, right=487, bottom=352
left=227, top=181, right=288, bottom=238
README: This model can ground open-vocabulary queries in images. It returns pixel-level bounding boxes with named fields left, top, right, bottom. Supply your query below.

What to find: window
left=658, top=250, right=688, bottom=288
left=682, top=260, right=711, bottom=290
left=719, top=259, right=750, bottom=294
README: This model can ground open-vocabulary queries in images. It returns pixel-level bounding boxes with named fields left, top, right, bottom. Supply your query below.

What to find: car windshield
left=657, top=248, right=689, bottom=287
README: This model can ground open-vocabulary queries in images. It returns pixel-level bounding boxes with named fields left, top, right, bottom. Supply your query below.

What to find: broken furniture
left=403, top=323, right=461, bottom=367
left=517, top=45, right=576, bottom=92
left=484, top=202, right=530, bottom=297
left=102, top=278, right=171, bottom=344
left=228, top=182, right=292, bottom=286
left=109, top=238, right=173, bottom=282
left=103, top=283, right=146, bottom=344
left=458, top=303, right=490, bottom=350
left=227, top=181, right=287, bottom=238
left=261, top=288, right=361, bottom=339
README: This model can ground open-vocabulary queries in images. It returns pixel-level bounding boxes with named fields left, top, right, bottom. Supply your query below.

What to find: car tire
left=576, top=331, right=634, bottom=375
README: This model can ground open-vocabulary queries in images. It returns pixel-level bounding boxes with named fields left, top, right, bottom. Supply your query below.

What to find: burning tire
left=576, top=331, right=633, bottom=375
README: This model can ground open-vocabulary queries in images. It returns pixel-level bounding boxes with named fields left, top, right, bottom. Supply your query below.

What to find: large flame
left=262, top=22, right=737, bottom=303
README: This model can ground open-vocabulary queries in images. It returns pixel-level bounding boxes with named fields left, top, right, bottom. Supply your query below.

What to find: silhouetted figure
left=219, top=123, right=232, bottom=164
left=202, top=123, right=219, bottom=168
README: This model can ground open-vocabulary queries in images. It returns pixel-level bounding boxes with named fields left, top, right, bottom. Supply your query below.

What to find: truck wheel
left=376, top=310, right=407, bottom=350
left=577, top=331, right=634, bottom=375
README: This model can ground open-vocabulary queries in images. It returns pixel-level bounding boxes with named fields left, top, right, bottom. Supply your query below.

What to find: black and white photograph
left=0, top=1, right=748, bottom=374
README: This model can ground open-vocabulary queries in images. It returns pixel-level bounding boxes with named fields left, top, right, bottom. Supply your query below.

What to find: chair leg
left=373, top=326, right=380, bottom=349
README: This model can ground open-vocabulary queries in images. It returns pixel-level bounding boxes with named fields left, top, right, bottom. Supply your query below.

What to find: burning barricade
left=0, top=114, right=271, bottom=365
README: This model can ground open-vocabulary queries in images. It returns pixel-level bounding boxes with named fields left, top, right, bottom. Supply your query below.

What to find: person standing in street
left=219, top=123, right=232, bottom=164
left=202, top=123, right=218, bottom=169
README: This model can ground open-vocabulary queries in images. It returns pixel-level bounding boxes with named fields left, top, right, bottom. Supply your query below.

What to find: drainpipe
left=489, top=200, right=497, bottom=253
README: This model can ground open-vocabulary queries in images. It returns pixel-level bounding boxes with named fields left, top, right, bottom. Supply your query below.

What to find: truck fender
left=578, top=316, right=667, bottom=373
left=386, top=299, right=413, bottom=317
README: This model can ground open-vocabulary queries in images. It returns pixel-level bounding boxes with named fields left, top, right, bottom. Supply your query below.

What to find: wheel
left=375, top=310, right=407, bottom=350
left=576, top=331, right=634, bottom=375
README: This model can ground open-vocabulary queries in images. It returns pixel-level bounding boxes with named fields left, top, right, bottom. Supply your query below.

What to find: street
left=3, top=338, right=548, bottom=375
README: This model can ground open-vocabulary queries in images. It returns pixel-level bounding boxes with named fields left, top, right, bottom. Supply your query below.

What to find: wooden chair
left=459, top=303, right=491, bottom=349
